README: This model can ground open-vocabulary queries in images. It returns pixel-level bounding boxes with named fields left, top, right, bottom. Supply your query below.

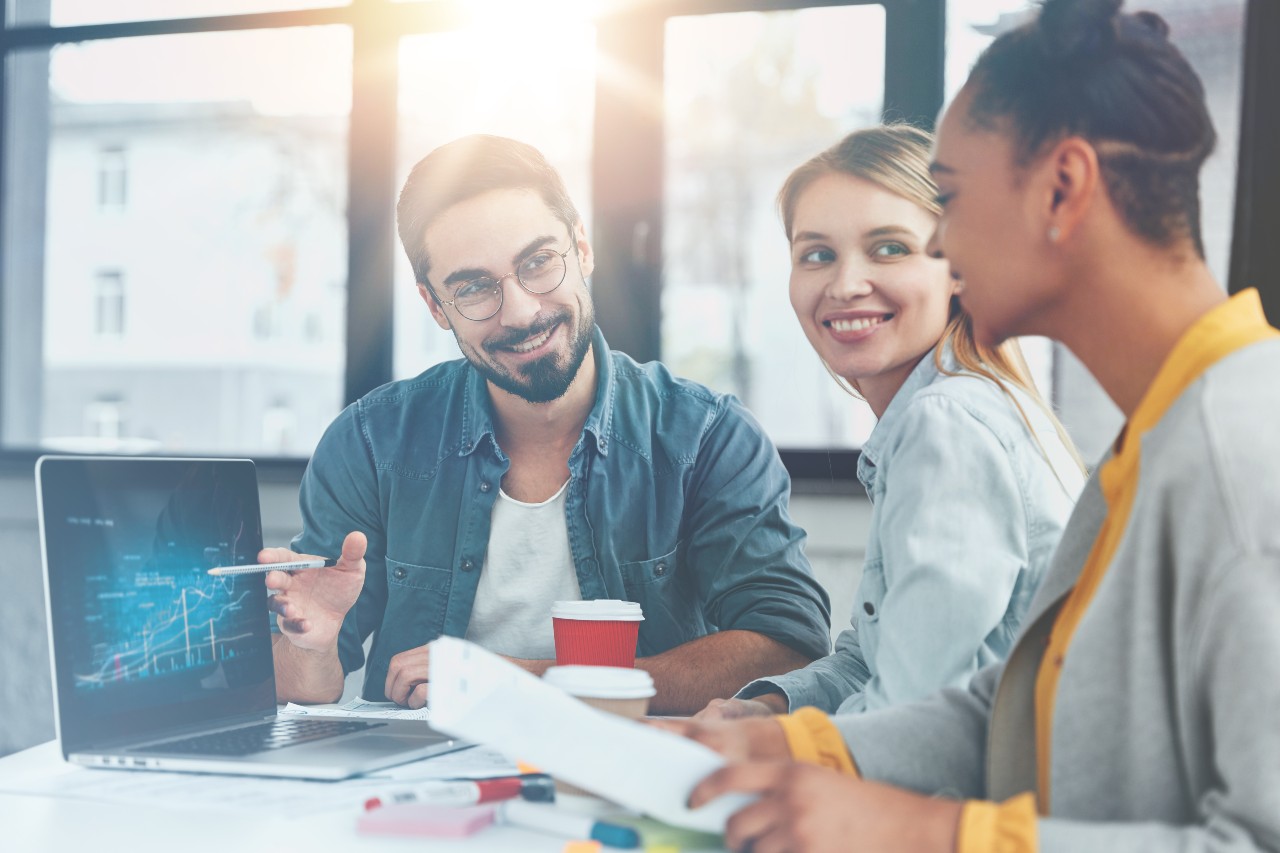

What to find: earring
left=1047, top=225, right=1061, bottom=243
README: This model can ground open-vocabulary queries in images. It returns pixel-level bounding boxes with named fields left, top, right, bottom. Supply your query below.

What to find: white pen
left=498, top=800, right=640, bottom=849
left=207, top=558, right=337, bottom=576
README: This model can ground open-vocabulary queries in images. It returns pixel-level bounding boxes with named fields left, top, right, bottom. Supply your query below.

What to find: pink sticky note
left=357, top=803, right=497, bottom=837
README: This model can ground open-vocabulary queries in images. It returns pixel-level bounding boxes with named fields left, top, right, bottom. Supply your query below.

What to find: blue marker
left=499, top=799, right=640, bottom=849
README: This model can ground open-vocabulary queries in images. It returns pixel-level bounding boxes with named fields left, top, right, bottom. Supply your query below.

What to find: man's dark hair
left=395, top=134, right=581, bottom=292
left=967, top=0, right=1216, bottom=256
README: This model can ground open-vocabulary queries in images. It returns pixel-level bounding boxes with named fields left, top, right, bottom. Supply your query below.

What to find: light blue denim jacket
left=738, top=343, right=1083, bottom=714
left=292, top=326, right=831, bottom=701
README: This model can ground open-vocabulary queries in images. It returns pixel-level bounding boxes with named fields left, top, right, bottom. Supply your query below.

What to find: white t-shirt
left=463, top=479, right=582, bottom=659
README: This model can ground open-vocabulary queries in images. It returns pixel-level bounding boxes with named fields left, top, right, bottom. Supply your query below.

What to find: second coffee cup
left=550, top=599, right=644, bottom=667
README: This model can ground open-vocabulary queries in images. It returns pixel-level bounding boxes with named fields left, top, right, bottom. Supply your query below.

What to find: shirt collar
left=458, top=324, right=615, bottom=458
left=856, top=341, right=954, bottom=488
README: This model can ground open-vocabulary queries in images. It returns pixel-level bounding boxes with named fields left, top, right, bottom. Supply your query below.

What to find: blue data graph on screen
left=60, top=465, right=270, bottom=696
left=78, top=561, right=261, bottom=690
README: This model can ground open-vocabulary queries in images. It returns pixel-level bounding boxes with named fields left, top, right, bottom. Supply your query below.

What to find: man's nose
left=497, top=274, right=542, bottom=325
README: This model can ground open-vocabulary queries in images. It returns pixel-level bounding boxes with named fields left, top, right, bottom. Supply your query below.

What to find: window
left=93, top=269, right=125, bottom=336
left=391, top=23, right=597, bottom=380
left=6, top=22, right=351, bottom=455
left=7, top=0, right=1257, bottom=479
left=83, top=396, right=123, bottom=440
left=662, top=6, right=886, bottom=449
left=96, top=145, right=126, bottom=209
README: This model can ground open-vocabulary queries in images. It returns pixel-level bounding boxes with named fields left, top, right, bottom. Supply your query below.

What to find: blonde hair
left=779, top=124, right=1087, bottom=476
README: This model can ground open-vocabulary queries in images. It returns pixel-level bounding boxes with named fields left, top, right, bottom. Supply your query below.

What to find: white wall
left=0, top=464, right=869, bottom=757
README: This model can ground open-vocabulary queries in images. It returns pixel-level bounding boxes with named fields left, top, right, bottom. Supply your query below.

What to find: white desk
left=0, top=741, right=722, bottom=853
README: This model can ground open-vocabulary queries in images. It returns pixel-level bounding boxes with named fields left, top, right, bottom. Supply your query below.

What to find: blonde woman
left=699, top=125, right=1084, bottom=720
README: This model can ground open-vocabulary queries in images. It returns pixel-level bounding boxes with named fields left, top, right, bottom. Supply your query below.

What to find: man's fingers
left=264, top=569, right=292, bottom=591
left=340, top=530, right=368, bottom=565
left=257, top=547, right=299, bottom=563
left=406, top=682, right=430, bottom=710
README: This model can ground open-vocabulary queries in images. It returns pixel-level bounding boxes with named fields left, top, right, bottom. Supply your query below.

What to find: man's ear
left=573, top=219, right=595, bottom=279
left=1039, top=136, right=1100, bottom=244
left=418, top=283, right=452, bottom=331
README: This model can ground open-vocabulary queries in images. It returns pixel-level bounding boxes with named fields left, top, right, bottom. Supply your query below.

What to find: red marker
left=363, top=774, right=555, bottom=811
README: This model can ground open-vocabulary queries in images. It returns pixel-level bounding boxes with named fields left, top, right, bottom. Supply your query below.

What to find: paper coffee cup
left=543, top=665, right=656, bottom=798
left=551, top=600, right=643, bottom=668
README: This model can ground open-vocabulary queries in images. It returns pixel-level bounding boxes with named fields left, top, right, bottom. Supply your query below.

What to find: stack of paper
left=427, top=636, right=754, bottom=834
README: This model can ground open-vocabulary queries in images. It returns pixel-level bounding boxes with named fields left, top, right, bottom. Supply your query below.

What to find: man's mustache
left=482, top=311, right=567, bottom=352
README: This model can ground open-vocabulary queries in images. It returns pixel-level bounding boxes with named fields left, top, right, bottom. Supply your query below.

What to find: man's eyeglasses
left=436, top=245, right=573, bottom=322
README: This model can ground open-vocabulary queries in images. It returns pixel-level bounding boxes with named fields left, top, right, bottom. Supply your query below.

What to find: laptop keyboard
left=135, top=718, right=386, bottom=757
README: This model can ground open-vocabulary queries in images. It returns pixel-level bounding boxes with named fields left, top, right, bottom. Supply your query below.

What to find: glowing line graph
left=77, top=573, right=261, bottom=688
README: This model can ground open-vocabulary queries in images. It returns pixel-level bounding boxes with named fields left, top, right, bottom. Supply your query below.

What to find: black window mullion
left=344, top=5, right=399, bottom=405
left=883, top=0, right=945, bottom=129
left=1228, top=0, right=1279, bottom=324
left=590, top=12, right=666, bottom=365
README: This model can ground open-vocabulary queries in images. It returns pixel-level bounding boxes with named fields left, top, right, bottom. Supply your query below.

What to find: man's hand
left=264, top=530, right=366, bottom=653
left=695, top=694, right=787, bottom=722
left=689, top=762, right=963, bottom=853
left=385, top=645, right=431, bottom=709
left=646, top=716, right=790, bottom=764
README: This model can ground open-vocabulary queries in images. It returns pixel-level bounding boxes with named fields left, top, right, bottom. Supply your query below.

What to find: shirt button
left=863, top=601, right=875, bottom=616
left=479, top=481, right=491, bottom=493
left=654, top=562, right=667, bottom=577
left=393, top=567, right=407, bottom=580
left=461, top=559, right=475, bottom=572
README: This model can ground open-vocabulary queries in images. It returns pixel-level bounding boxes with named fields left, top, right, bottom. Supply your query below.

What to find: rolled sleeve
left=738, top=625, right=872, bottom=712
left=291, top=401, right=387, bottom=677
left=682, top=396, right=831, bottom=662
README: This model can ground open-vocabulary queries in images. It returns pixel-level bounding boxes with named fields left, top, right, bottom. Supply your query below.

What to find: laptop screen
left=38, top=457, right=277, bottom=753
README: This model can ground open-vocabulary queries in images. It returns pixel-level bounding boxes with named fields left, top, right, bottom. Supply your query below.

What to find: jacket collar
left=856, top=342, right=955, bottom=491
left=457, top=324, right=615, bottom=459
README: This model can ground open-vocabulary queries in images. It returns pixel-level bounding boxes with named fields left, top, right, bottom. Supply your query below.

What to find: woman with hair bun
left=668, top=1, right=1280, bottom=850
left=695, top=124, right=1083, bottom=723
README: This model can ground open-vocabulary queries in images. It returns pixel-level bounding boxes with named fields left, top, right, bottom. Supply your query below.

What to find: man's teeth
left=510, top=328, right=553, bottom=353
left=829, top=316, right=886, bottom=332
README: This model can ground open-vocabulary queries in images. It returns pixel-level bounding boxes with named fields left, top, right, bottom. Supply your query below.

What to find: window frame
left=3, top=0, right=1271, bottom=488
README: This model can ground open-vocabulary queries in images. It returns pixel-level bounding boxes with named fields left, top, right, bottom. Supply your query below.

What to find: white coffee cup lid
left=550, top=599, right=644, bottom=621
left=543, top=665, right=656, bottom=699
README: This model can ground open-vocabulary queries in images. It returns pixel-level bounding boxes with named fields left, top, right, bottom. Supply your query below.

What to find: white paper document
left=279, top=697, right=431, bottom=721
left=428, top=636, right=754, bottom=834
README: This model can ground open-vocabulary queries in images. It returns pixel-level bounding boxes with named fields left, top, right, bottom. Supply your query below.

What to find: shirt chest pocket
left=619, top=544, right=702, bottom=654
left=382, top=557, right=452, bottom=644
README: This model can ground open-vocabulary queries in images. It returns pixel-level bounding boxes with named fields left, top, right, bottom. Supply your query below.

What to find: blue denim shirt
left=292, top=326, right=831, bottom=701
left=739, top=343, right=1083, bottom=714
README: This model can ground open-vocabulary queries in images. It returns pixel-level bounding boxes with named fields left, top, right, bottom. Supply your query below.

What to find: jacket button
left=654, top=562, right=667, bottom=577
left=479, top=481, right=491, bottom=493
left=863, top=601, right=875, bottom=616
left=461, top=559, right=475, bottom=572
left=393, top=567, right=407, bottom=580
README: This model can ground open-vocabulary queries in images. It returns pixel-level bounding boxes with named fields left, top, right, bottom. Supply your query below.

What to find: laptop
left=37, top=455, right=464, bottom=780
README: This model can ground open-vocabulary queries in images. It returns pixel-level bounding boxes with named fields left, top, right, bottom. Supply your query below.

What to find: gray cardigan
left=832, top=336, right=1280, bottom=850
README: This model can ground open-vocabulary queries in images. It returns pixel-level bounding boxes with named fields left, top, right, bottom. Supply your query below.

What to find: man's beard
left=464, top=301, right=595, bottom=404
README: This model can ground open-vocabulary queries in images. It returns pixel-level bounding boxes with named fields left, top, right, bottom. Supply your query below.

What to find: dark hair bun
left=1038, top=0, right=1123, bottom=59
